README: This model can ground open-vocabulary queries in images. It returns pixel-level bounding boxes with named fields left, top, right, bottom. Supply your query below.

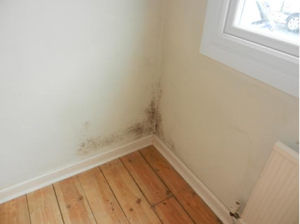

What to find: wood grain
left=53, top=176, right=96, bottom=224
left=0, top=195, right=30, bottom=224
left=141, top=146, right=220, bottom=224
left=140, top=145, right=190, bottom=194
left=174, top=188, right=221, bottom=224
left=154, top=197, right=194, bottom=224
left=27, top=185, right=63, bottom=224
left=101, top=159, right=161, bottom=224
left=121, top=151, right=171, bottom=205
left=2, top=145, right=221, bottom=224
left=78, top=167, right=129, bottom=224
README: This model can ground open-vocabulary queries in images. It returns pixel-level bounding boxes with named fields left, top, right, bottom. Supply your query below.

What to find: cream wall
left=0, top=0, right=163, bottom=189
left=157, top=0, right=299, bottom=211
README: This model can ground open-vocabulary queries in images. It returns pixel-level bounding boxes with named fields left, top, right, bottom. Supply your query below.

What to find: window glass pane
left=237, top=0, right=299, bottom=44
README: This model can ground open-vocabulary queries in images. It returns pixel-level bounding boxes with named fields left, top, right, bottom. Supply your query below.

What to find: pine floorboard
left=54, top=176, right=96, bottom=224
left=0, top=195, right=31, bottom=224
left=120, top=151, right=172, bottom=206
left=101, top=159, right=161, bottom=224
left=153, top=197, right=194, bottom=224
left=27, top=185, right=63, bottom=224
left=141, top=146, right=222, bottom=224
left=0, top=145, right=221, bottom=224
left=77, top=167, right=128, bottom=224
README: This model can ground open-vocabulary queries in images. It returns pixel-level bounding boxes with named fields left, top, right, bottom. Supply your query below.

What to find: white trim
left=0, top=135, right=154, bottom=204
left=0, top=134, right=248, bottom=223
left=274, top=141, right=299, bottom=165
left=200, top=0, right=299, bottom=98
left=153, top=135, right=246, bottom=224
left=225, top=0, right=299, bottom=57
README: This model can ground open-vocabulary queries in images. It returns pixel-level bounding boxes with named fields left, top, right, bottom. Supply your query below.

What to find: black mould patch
left=77, top=99, right=157, bottom=156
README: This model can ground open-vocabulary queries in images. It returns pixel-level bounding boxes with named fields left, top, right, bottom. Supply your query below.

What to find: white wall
left=0, top=0, right=163, bottom=189
left=157, top=0, right=299, bottom=211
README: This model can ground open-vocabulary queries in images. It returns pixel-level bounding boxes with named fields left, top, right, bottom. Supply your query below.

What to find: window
left=200, top=0, right=299, bottom=98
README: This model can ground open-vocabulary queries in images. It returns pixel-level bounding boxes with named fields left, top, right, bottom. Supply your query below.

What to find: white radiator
left=242, top=142, right=299, bottom=224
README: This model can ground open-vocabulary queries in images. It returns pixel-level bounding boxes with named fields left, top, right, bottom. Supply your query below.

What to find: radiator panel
left=242, top=142, right=299, bottom=224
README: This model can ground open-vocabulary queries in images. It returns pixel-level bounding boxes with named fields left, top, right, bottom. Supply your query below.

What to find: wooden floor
left=0, top=146, right=222, bottom=224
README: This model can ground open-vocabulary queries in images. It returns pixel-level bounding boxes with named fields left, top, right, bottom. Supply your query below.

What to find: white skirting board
left=0, top=135, right=154, bottom=204
left=0, top=134, right=245, bottom=224
left=153, top=136, right=245, bottom=224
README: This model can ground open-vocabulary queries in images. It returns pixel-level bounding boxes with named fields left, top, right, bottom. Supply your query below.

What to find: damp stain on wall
left=155, top=110, right=176, bottom=153
left=77, top=99, right=158, bottom=156
left=152, top=85, right=178, bottom=153
left=155, top=111, right=163, bottom=137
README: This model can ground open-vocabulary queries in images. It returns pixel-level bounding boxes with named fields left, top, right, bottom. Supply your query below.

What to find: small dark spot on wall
left=112, top=207, right=115, bottom=211
left=130, top=208, right=133, bottom=212
left=78, top=196, right=83, bottom=201
left=166, top=189, right=171, bottom=196
left=136, top=198, right=142, bottom=204
left=66, top=205, right=71, bottom=209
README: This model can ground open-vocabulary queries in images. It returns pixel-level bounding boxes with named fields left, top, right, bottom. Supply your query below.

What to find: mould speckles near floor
left=145, top=99, right=156, bottom=126
left=77, top=99, right=158, bottom=156
left=155, top=112, right=163, bottom=137
left=155, top=112, right=176, bottom=153
left=77, top=132, right=124, bottom=156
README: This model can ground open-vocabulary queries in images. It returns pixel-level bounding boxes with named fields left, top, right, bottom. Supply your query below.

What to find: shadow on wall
left=77, top=99, right=157, bottom=156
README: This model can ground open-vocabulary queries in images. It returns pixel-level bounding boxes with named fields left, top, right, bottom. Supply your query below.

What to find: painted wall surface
left=157, top=0, right=299, bottom=211
left=0, top=0, right=163, bottom=189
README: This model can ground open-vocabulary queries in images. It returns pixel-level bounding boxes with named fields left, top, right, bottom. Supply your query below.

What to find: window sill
left=200, top=0, right=299, bottom=98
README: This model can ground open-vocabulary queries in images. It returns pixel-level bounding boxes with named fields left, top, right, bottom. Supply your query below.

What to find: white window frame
left=200, top=0, right=299, bottom=98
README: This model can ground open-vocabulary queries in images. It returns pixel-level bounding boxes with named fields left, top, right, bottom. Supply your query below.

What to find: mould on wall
left=155, top=111, right=163, bottom=137
left=77, top=99, right=158, bottom=156
left=77, top=132, right=125, bottom=156
left=145, top=99, right=156, bottom=127
left=153, top=85, right=178, bottom=153
left=155, top=110, right=176, bottom=153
